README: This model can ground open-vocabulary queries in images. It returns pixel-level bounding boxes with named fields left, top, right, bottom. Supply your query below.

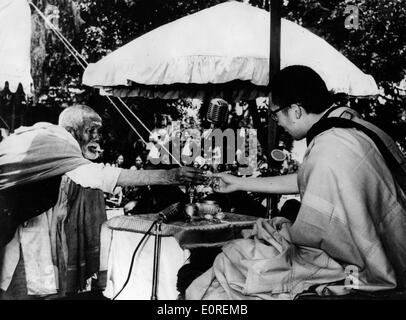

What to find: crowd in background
left=102, top=113, right=301, bottom=217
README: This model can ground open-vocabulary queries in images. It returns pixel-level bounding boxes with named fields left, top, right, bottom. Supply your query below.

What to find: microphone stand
left=150, top=202, right=183, bottom=300
left=151, top=218, right=163, bottom=300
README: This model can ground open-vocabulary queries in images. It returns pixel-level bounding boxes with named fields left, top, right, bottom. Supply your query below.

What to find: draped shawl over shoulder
left=0, top=122, right=90, bottom=190
left=0, top=123, right=91, bottom=247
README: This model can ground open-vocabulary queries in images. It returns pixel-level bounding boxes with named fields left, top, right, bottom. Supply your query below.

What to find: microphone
left=158, top=202, right=184, bottom=223
left=268, top=148, right=287, bottom=169
left=207, top=98, right=229, bottom=126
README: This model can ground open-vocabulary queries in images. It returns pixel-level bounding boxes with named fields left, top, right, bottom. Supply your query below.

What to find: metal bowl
left=197, top=200, right=221, bottom=215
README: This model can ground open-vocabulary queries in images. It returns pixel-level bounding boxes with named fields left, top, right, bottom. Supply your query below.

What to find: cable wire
left=112, top=220, right=158, bottom=300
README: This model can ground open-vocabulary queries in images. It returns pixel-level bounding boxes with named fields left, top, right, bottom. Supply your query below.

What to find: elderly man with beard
left=0, top=104, right=204, bottom=299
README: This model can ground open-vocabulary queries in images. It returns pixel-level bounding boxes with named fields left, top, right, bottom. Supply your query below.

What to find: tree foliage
left=251, top=0, right=406, bottom=151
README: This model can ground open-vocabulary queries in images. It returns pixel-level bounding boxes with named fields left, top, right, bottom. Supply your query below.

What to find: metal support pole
left=151, top=221, right=162, bottom=300
left=266, top=0, right=283, bottom=219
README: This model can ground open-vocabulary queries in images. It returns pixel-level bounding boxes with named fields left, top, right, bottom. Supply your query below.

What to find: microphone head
left=270, top=149, right=286, bottom=162
left=158, top=202, right=184, bottom=223
left=269, top=148, right=287, bottom=169
left=207, top=98, right=229, bottom=125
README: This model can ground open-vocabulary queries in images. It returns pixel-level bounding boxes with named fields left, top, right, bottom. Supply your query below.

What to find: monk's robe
left=186, top=110, right=406, bottom=300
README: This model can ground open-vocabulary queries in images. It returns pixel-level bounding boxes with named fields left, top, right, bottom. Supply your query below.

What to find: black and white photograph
left=0, top=0, right=405, bottom=313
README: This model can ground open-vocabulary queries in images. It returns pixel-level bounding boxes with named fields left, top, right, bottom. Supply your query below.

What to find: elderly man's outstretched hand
left=169, top=166, right=206, bottom=185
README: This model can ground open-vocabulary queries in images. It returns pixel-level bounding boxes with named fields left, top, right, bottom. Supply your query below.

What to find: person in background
left=130, top=155, right=144, bottom=171
left=123, top=155, right=145, bottom=213
left=113, top=154, right=125, bottom=168
left=108, top=154, right=126, bottom=207
left=0, top=104, right=205, bottom=299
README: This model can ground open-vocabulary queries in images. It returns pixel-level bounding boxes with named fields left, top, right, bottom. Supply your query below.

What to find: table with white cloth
left=99, top=211, right=257, bottom=300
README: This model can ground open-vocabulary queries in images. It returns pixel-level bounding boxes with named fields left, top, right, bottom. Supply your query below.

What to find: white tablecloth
left=101, top=224, right=190, bottom=300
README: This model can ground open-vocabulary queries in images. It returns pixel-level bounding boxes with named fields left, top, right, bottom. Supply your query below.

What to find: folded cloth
left=64, top=179, right=107, bottom=295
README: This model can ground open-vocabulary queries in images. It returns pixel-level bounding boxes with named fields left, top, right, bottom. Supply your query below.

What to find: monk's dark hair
left=270, top=65, right=334, bottom=114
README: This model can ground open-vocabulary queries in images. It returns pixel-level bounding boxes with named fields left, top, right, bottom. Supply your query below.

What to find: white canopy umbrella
left=0, top=0, right=32, bottom=94
left=83, top=1, right=379, bottom=101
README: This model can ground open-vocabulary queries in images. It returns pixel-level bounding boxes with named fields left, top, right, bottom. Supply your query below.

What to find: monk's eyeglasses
left=270, top=105, right=290, bottom=122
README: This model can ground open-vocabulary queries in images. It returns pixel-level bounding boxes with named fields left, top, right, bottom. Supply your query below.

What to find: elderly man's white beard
left=83, top=143, right=103, bottom=160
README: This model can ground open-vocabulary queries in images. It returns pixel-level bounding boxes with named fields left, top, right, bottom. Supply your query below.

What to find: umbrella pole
left=266, top=0, right=283, bottom=219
